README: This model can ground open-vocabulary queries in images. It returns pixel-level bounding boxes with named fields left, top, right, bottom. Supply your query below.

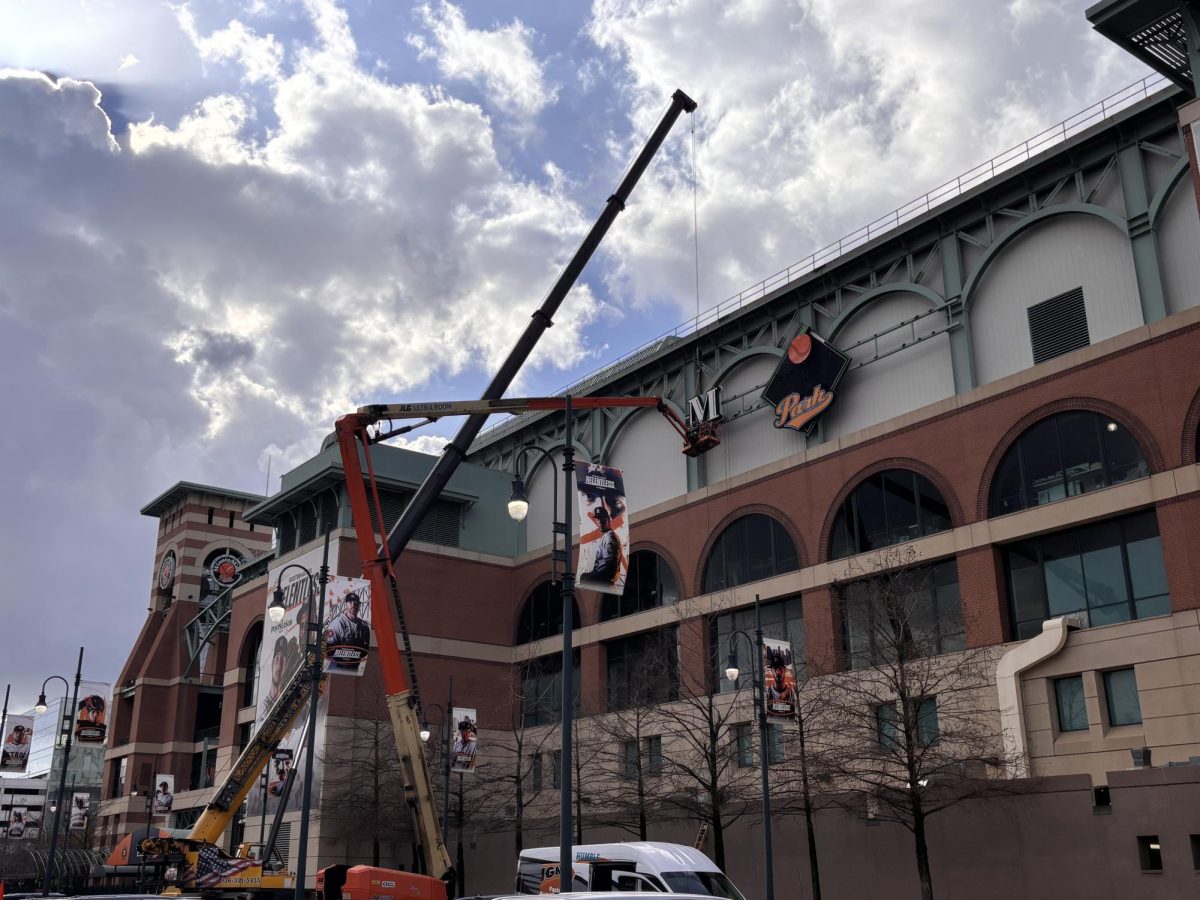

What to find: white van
left=515, top=841, right=745, bottom=897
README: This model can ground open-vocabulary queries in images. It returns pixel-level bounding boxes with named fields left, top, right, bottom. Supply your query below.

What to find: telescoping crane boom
left=137, top=88, right=696, bottom=899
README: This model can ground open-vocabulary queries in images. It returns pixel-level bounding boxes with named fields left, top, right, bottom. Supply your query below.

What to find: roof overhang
left=1088, top=0, right=1199, bottom=94
left=140, top=481, right=266, bottom=519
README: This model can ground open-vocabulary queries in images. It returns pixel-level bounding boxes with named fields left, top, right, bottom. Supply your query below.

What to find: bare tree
left=467, top=660, right=565, bottom=856
left=649, top=612, right=757, bottom=870
left=809, top=548, right=1018, bottom=900
left=589, top=645, right=672, bottom=841
left=317, top=706, right=411, bottom=869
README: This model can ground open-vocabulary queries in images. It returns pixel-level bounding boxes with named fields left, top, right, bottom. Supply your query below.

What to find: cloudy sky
left=0, top=0, right=1150, bottom=708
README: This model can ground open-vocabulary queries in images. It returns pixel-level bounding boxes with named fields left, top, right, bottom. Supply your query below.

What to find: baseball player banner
left=1, top=715, right=33, bottom=771
left=154, top=774, right=175, bottom=815
left=6, top=807, right=28, bottom=838
left=450, top=707, right=478, bottom=774
left=250, top=543, right=331, bottom=820
left=762, top=637, right=798, bottom=719
left=575, top=463, right=630, bottom=596
left=75, top=689, right=109, bottom=743
left=322, top=575, right=372, bottom=677
left=69, top=792, right=91, bottom=830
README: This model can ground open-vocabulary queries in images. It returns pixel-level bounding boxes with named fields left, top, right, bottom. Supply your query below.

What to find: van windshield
left=660, top=871, right=746, bottom=899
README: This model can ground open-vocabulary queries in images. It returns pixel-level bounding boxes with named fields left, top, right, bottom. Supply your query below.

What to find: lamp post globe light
left=724, top=595, right=775, bottom=900
left=506, top=398, right=576, bottom=891
left=269, top=527, right=331, bottom=900
left=417, top=680, right=454, bottom=847
left=38, top=646, right=84, bottom=897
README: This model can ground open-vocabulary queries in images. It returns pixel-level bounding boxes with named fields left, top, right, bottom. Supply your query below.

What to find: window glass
left=1042, top=542, right=1087, bottom=617
left=991, top=450, right=1024, bottom=516
left=1079, top=523, right=1129, bottom=610
left=883, top=470, right=920, bottom=542
left=855, top=475, right=889, bottom=549
left=829, top=469, right=954, bottom=560
left=990, top=412, right=1149, bottom=515
left=1105, top=424, right=1149, bottom=485
left=1055, top=675, right=1088, bottom=732
left=703, top=514, right=799, bottom=592
left=1104, top=668, right=1143, bottom=726
left=712, top=597, right=804, bottom=692
left=915, top=697, right=939, bottom=746
left=830, top=509, right=853, bottom=561
left=606, top=627, right=678, bottom=711
left=1022, top=417, right=1066, bottom=506
left=1126, top=514, right=1169, bottom=603
left=767, top=724, right=785, bottom=764
left=520, top=653, right=580, bottom=726
left=518, top=583, right=581, bottom=644
left=645, top=735, right=663, bottom=777
left=876, top=703, right=900, bottom=750
left=1004, top=512, right=1169, bottom=635
left=735, top=724, right=754, bottom=767
left=917, top=475, right=952, bottom=535
left=602, top=550, right=679, bottom=620
left=1056, top=411, right=1105, bottom=498
left=841, top=560, right=963, bottom=669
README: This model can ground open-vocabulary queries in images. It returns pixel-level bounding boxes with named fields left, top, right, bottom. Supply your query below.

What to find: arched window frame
left=702, top=514, right=798, bottom=594
left=829, top=469, right=953, bottom=561
left=517, top=581, right=583, bottom=645
left=989, top=411, right=1149, bottom=516
left=241, top=621, right=263, bottom=709
left=601, top=550, right=680, bottom=621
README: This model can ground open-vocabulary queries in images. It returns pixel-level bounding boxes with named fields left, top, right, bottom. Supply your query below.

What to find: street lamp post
left=268, top=528, right=331, bottom=900
left=36, top=646, right=83, bottom=898
left=507, top=397, right=576, bottom=890
left=418, top=676, right=454, bottom=847
left=724, top=595, right=774, bottom=900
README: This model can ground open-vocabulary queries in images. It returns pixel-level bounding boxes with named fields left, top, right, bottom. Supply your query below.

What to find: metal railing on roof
left=475, top=72, right=1170, bottom=445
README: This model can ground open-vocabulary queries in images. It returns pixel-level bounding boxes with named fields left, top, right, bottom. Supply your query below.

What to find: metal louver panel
left=1028, top=287, right=1089, bottom=365
left=363, top=488, right=462, bottom=549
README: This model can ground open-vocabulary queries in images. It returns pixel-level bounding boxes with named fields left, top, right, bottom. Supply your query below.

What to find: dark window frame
left=710, top=596, right=805, bottom=693
left=1103, top=667, right=1143, bottom=727
left=1004, top=510, right=1169, bottom=639
left=989, top=411, right=1149, bottom=517
left=830, top=469, right=952, bottom=560
left=840, top=560, right=965, bottom=670
left=519, top=652, right=580, bottom=727
left=601, top=550, right=680, bottom=621
left=606, top=627, right=679, bottom=712
left=1054, top=675, right=1089, bottom=733
left=702, top=514, right=798, bottom=594
left=517, top=581, right=583, bottom=645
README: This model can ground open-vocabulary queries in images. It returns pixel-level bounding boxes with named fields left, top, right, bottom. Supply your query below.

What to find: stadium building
left=98, top=9, right=1200, bottom=895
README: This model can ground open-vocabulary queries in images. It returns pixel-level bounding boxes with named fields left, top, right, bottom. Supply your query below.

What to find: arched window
left=829, top=469, right=952, bottom=560
left=990, top=411, right=1148, bottom=516
left=601, top=550, right=680, bottom=621
left=241, top=622, right=263, bottom=709
left=702, top=514, right=798, bottom=593
left=517, top=581, right=583, bottom=644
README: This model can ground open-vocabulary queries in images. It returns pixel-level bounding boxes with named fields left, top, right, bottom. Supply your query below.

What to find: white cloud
left=176, top=2, right=285, bottom=84
left=0, top=0, right=603, bottom=697
left=407, top=0, right=557, bottom=119
left=585, top=0, right=1151, bottom=317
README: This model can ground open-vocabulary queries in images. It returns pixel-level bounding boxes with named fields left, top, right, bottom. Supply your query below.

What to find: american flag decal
left=195, top=844, right=258, bottom=888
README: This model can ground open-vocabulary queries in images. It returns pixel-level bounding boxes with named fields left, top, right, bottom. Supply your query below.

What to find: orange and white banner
left=575, top=463, right=629, bottom=596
